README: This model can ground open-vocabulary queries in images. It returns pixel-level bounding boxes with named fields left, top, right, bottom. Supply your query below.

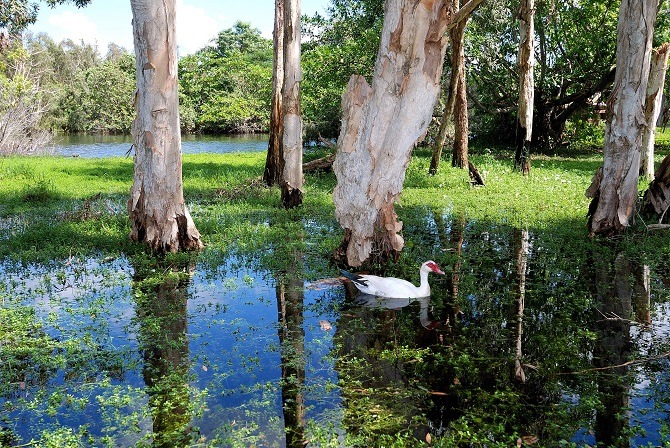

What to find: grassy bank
left=0, top=142, right=665, bottom=267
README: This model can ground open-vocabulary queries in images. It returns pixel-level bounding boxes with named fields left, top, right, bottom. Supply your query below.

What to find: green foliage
left=213, top=21, right=272, bottom=58
left=302, top=0, right=382, bottom=138
left=56, top=53, right=135, bottom=133
left=178, top=22, right=272, bottom=133
left=0, top=41, right=52, bottom=154
left=466, top=0, right=669, bottom=150
left=0, top=0, right=39, bottom=35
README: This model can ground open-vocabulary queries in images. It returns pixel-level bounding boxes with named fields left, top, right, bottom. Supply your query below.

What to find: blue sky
left=28, top=0, right=328, bottom=55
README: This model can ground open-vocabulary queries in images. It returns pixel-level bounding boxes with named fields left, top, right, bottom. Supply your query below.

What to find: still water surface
left=52, top=133, right=269, bottom=158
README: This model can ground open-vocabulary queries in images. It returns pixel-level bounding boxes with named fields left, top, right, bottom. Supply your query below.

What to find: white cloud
left=47, top=11, right=101, bottom=47
left=176, top=0, right=221, bottom=55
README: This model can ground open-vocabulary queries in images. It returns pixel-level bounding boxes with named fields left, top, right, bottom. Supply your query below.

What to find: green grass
left=0, top=145, right=661, bottom=265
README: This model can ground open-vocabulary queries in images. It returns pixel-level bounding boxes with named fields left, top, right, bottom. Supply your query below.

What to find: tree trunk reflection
left=133, top=259, right=194, bottom=448
left=512, top=228, right=529, bottom=383
left=592, top=252, right=633, bottom=448
left=275, top=248, right=306, bottom=447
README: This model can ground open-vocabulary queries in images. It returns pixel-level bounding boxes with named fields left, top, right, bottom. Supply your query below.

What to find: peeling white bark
left=640, top=43, right=670, bottom=180
left=515, top=0, right=534, bottom=174
left=517, top=0, right=535, bottom=143
left=281, top=0, right=303, bottom=207
left=588, top=0, right=659, bottom=237
left=128, top=0, right=203, bottom=252
left=333, top=0, right=451, bottom=267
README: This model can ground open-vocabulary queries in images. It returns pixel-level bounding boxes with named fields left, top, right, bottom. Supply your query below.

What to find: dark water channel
left=1, top=218, right=669, bottom=444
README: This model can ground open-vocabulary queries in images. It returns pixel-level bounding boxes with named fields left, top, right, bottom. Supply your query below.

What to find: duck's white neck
left=417, top=268, right=431, bottom=296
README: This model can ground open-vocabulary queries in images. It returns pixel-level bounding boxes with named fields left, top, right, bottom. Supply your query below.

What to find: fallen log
left=303, top=153, right=335, bottom=173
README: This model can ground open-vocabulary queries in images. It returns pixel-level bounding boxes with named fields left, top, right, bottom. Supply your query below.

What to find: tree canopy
left=0, top=0, right=668, bottom=152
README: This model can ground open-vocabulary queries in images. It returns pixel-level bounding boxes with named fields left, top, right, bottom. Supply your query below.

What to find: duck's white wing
left=357, top=275, right=420, bottom=298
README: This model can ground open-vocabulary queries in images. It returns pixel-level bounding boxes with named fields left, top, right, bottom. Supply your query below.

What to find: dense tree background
left=1, top=0, right=669, bottom=150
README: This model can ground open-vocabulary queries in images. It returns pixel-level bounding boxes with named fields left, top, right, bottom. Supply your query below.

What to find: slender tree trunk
left=632, top=262, right=651, bottom=325
left=263, top=0, right=285, bottom=186
left=451, top=0, right=469, bottom=169
left=587, top=0, right=659, bottom=237
left=128, top=0, right=203, bottom=252
left=640, top=43, right=670, bottom=180
left=514, top=0, right=534, bottom=175
left=333, top=0, right=453, bottom=267
left=280, top=0, right=303, bottom=208
left=428, top=73, right=456, bottom=175
left=429, top=0, right=479, bottom=175
left=512, top=228, right=529, bottom=383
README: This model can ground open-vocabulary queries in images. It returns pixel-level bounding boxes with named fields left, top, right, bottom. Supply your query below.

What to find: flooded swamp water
left=1, top=213, right=669, bottom=447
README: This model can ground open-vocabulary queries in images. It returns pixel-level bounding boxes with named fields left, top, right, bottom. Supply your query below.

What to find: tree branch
left=447, top=0, right=486, bottom=31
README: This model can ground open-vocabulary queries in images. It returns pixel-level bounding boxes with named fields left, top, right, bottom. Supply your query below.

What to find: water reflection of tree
left=590, top=250, right=653, bottom=448
left=132, top=258, right=195, bottom=447
left=334, top=293, right=434, bottom=444
left=275, top=247, right=306, bottom=447
left=333, top=212, right=670, bottom=445
left=512, top=228, right=529, bottom=383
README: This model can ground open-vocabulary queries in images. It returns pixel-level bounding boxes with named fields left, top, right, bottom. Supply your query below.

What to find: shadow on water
left=1, top=208, right=670, bottom=446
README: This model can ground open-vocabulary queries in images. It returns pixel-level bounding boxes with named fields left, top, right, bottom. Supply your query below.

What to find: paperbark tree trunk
left=586, top=0, right=659, bottom=237
left=280, top=0, right=303, bottom=208
left=333, top=0, right=453, bottom=267
left=450, top=0, right=469, bottom=169
left=640, top=42, right=670, bottom=180
left=263, top=0, right=284, bottom=187
left=514, top=0, right=534, bottom=175
left=128, top=0, right=203, bottom=253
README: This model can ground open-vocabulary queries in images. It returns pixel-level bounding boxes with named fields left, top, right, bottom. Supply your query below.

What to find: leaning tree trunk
left=263, top=0, right=285, bottom=187
left=333, top=0, right=452, bottom=267
left=451, top=0, right=469, bottom=170
left=128, top=0, right=203, bottom=252
left=640, top=42, right=670, bottom=180
left=586, top=0, right=658, bottom=237
left=514, top=0, right=535, bottom=175
left=280, top=0, right=303, bottom=208
left=428, top=70, right=457, bottom=175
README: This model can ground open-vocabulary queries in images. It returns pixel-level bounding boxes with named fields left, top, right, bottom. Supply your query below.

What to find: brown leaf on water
left=319, top=320, right=332, bottom=331
left=453, top=377, right=461, bottom=385
left=429, top=391, right=448, bottom=396
left=518, top=435, right=539, bottom=446
left=522, top=435, right=539, bottom=445
left=202, top=365, right=208, bottom=372
left=425, top=433, right=432, bottom=444
left=19, top=381, right=26, bottom=390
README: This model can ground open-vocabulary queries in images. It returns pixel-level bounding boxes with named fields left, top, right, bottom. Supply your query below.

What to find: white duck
left=341, top=260, right=445, bottom=298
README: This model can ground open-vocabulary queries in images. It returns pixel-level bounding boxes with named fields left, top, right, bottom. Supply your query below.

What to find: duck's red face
left=427, top=261, right=445, bottom=275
